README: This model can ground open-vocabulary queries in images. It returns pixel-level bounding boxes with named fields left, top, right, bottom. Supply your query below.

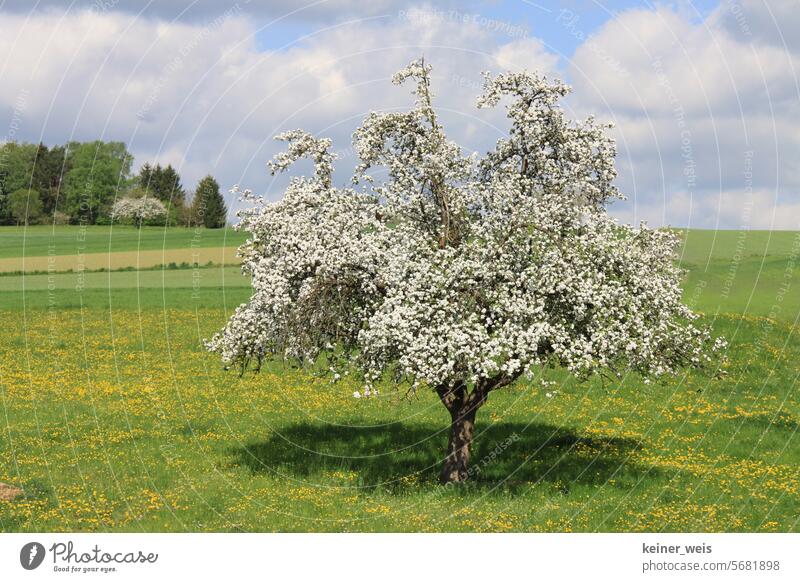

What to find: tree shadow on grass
left=229, top=420, right=658, bottom=494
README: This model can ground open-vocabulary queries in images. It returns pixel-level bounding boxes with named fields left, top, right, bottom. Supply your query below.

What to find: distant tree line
left=0, top=141, right=228, bottom=228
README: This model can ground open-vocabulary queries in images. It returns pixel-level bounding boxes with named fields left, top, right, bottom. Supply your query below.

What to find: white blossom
left=111, top=196, right=167, bottom=224
left=207, top=59, right=723, bottom=396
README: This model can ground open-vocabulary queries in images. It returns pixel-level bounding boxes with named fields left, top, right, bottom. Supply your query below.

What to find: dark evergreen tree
left=158, top=165, right=186, bottom=206
left=32, top=143, right=71, bottom=216
left=193, top=175, right=227, bottom=228
left=137, top=162, right=155, bottom=194
left=137, top=163, right=185, bottom=206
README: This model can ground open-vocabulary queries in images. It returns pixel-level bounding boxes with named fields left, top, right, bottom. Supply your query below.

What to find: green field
left=0, top=225, right=247, bottom=259
left=678, top=229, right=800, bottom=320
left=0, top=266, right=249, bottom=291
left=677, top=229, right=800, bottom=263
left=0, top=227, right=798, bottom=532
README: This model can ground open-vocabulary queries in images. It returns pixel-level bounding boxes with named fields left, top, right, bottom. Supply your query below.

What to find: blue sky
left=250, top=1, right=721, bottom=54
left=0, top=0, right=797, bottom=228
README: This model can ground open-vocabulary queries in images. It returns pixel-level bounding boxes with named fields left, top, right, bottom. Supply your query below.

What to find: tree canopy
left=0, top=142, right=38, bottom=223
left=62, top=141, right=133, bottom=223
left=8, top=189, right=42, bottom=225
left=207, top=60, right=725, bottom=483
left=0, top=139, right=225, bottom=227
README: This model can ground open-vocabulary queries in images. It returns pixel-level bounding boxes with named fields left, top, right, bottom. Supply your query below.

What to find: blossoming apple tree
left=207, top=60, right=723, bottom=483
left=111, top=196, right=166, bottom=227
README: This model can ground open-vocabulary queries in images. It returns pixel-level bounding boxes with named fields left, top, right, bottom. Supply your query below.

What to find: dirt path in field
left=0, top=246, right=241, bottom=273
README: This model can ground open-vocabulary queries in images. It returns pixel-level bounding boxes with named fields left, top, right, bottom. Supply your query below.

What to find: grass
left=0, top=225, right=244, bottom=273
left=677, top=229, right=800, bottom=264
left=0, top=225, right=248, bottom=259
left=679, top=229, right=800, bottom=320
left=0, top=247, right=242, bottom=273
left=0, top=266, right=249, bottom=292
left=0, top=227, right=798, bottom=532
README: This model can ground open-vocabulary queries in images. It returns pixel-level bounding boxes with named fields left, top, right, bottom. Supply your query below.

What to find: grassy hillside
left=0, top=227, right=797, bottom=532
left=678, top=230, right=800, bottom=321
left=677, top=229, right=799, bottom=264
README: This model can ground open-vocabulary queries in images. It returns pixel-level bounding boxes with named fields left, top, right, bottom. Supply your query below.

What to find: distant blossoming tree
left=207, top=60, right=724, bottom=483
left=111, top=196, right=166, bottom=228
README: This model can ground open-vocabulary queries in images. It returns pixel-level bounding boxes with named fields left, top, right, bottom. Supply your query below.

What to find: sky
left=0, top=0, right=797, bottom=229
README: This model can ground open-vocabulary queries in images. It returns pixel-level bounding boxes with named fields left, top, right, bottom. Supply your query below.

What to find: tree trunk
left=435, top=373, right=522, bottom=484
left=440, top=406, right=476, bottom=483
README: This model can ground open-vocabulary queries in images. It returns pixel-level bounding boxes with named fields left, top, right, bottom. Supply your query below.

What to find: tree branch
left=435, top=382, right=467, bottom=416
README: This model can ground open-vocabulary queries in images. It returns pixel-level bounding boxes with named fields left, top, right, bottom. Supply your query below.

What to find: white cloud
left=0, top=2, right=796, bottom=228
left=0, top=5, right=553, bottom=203
left=491, top=37, right=560, bottom=75
left=569, top=2, right=800, bottom=229
left=713, top=0, right=800, bottom=53
left=614, top=187, right=800, bottom=231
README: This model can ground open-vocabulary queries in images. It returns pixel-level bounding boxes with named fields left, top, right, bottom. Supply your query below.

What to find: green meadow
left=0, top=225, right=247, bottom=259
left=0, top=227, right=797, bottom=532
